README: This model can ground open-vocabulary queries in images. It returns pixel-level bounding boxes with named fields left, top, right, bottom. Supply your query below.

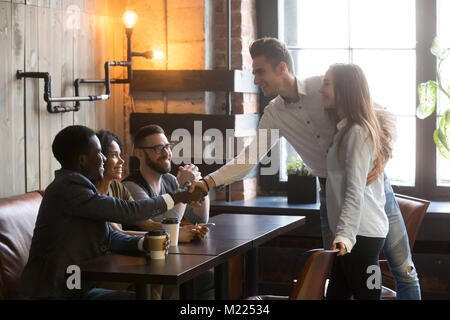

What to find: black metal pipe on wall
left=17, top=60, right=132, bottom=114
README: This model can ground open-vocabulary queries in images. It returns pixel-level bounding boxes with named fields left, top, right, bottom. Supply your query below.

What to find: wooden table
left=80, top=214, right=305, bottom=299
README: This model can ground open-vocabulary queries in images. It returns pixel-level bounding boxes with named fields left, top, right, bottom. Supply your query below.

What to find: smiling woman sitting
left=94, top=130, right=145, bottom=237
left=95, top=129, right=209, bottom=241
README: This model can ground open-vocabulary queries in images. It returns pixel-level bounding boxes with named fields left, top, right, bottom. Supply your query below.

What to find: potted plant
left=286, top=157, right=317, bottom=204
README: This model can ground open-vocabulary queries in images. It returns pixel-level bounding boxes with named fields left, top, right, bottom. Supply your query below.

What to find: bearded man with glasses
left=122, top=124, right=213, bottom=299
left=123, top=124, right=211, bottom=244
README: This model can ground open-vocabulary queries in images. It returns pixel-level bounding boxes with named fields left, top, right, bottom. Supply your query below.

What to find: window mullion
left=416, top=0, right=437, bottom=199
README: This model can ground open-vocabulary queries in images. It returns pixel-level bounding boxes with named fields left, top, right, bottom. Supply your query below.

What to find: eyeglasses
left=137, top=143, right=173, bottom=154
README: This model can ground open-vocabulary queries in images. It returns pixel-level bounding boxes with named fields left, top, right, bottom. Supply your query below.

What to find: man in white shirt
left=191, top=37, right=421, bottom=300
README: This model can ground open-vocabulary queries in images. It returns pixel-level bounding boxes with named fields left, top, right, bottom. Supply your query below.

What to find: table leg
left=180, top=279, right=196, bottom=299
left=214, top=261, right=229, bottom=299
left=245, top=247, right=259, bottom=296
left=135, top=283, right=152, bottom=300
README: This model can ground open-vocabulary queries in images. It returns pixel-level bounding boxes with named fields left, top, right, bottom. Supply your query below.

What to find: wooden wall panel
left=84, top=12, right=96, bottom=130
left=49, top=0, right=61, bottom=10
left=73, top=10, right=89, bottom=127
left=105, top=14, right=116, bottom=134
left=11, top=3, right=26, bottom=195
left=61, top=0, right=75, bottom=129
left=94, top=14, right=107, bottom=131
left=74, top=9, right=97, bottom=130
left=0, top=2, right=13, bottom=197
left=24, top=4, right=40, bottom=192
left=113, top=17, right=125, bottom=145
left=38, top=5, right=60, bottom=189
left=0, top=1, right=128, bottom=196
left=38, top=0, right=50, bottom=8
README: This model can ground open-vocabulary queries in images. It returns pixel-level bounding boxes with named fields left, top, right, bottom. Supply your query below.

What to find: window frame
left=257, top=0, right=450, bottom=201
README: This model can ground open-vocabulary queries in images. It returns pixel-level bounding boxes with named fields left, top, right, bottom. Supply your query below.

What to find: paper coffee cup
left=145, top=229, right=169, bottom=259
left=162, top=218, right=179, bottom=247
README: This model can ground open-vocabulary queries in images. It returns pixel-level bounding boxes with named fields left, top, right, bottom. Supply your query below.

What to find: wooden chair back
left=289, top=249, right=338, bottom=300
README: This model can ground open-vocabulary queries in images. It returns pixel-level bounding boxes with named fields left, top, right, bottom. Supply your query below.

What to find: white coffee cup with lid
left=162, top=218, right=179, bottom=247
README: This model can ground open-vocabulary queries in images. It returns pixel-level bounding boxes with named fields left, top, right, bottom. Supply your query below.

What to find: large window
left=437, top=0, right=450, bottom=186
left=272, top=0, right=450, bottom=200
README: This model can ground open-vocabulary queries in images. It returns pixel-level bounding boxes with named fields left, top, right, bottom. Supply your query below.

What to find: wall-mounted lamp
left=16, top=10, right=162, bottom=114
left=123, top=10, right=138, bottom=29
left=122, top=11, right=164, bottom=81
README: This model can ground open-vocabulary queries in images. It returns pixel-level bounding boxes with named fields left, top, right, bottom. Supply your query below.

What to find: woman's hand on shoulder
left=332, top=242, right=347, bottom=256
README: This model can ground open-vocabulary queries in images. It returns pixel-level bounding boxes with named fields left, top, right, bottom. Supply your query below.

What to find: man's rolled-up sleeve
left=209, top=109, right=280, bottom=187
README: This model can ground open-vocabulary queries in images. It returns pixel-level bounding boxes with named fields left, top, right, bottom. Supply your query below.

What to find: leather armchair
left=0, top=191, right=43, bottom=299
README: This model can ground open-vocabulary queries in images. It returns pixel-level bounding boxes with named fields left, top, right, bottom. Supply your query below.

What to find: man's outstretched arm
left=190, top=114, right=280, bottom=193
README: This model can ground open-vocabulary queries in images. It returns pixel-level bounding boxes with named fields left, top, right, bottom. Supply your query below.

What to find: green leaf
left=440, top=109, right=450, bottom=140
left=431, top=37, right=449, bottom=59
left=416, top=81, right=437, bottom=119
left=286, top=157, right=313, bottom=176
left=434, top=110, right=450, bottom=161
left=442, top=50, right=450, bottom=62
left=430, top=37, right=441, bottom=56
left=434, top=128, right=450, bottom=161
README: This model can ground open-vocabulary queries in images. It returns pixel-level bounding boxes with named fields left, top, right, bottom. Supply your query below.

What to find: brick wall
left=122, top=0, right=259, bottom=201
left=122, top=0, right=208, bottom=176
left=213, top=0, right=259, bottom=201
left=214, top=0, right=258, bottom=115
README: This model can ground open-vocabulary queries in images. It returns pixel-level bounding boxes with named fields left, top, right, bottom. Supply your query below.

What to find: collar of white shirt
left=296, top=77, right=307, bottom=96
left=337, top=117, right=348, bottom=131
left=281, top=77, right=307, bottom=105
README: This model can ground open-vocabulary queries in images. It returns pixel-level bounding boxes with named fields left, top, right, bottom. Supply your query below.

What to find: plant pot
left=287, top=175, right=317, bottom=204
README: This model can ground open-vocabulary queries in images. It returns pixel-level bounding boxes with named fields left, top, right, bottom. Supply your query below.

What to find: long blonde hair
left=330, top=64, right=390, bottom=175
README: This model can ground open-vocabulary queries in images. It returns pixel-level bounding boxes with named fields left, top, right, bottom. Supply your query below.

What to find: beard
left=144, top=151, right=171, bottom=174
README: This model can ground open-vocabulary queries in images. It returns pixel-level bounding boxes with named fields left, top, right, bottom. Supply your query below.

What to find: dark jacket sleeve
left=108, top=225, right=142, bottom=253
left=63, top=174, right=168, bottom=225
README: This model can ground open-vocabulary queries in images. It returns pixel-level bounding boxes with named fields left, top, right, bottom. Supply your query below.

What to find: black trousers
left=326, top=235, right=385, bottom=300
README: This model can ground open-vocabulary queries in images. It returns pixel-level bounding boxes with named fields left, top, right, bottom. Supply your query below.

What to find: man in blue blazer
left=19, top=125, right=205, bottom=299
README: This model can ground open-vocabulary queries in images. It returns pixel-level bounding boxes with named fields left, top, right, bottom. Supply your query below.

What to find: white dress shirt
left=209, top=76, right=336, bottom=186
left=326, top=119, right=388, bottom=253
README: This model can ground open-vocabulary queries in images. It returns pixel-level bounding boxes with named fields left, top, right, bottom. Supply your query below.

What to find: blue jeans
left=319, top=175, right=421, bottom=300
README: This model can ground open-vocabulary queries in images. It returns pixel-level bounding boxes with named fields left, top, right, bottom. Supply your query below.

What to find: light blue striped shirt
left=326, top=119, right=388, bottom=252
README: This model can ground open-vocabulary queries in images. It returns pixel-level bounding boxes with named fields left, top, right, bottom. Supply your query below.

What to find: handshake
left=169, top=181, right=208, bottom=205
